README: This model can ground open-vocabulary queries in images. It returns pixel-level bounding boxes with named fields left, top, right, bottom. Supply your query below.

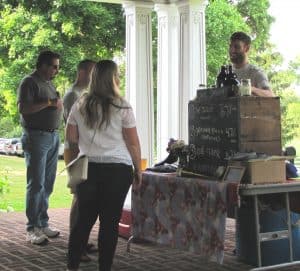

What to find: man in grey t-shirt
left=63, top=60, right=96, bottom=123
left=63, top=59, right=96, bottom=262
left=17, top=50, right=63, bottom=245
left=229, top=31, right=275, bottom=97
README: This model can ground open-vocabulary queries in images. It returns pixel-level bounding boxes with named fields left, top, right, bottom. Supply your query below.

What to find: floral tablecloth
left=131, top=171, right=231, bottom=263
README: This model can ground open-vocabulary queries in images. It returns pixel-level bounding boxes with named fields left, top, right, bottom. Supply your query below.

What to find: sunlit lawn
left=0, top=154, right=72, bottom=212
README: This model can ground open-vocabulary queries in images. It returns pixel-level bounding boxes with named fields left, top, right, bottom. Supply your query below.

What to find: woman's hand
left=122, top=126, right=142, bottom=192
left=132, top=170, right=142, bottom=192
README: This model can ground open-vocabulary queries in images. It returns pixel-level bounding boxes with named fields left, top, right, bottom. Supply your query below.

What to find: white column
left=123, top=1, right=154, bottom=166
left=155, top=4, right=179, bottom=162
left=177, top=0, right=208, bottom=143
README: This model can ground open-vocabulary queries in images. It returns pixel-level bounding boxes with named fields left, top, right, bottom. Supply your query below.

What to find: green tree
left=255, top=50, right=300, bottom=145
left=0, top=1, right=125, bottom=137
left=271, top=56, right=300, bottom=145
left=281, top=98, right=300, bottom=145
left=288, top=55, right=300, bottom=85
left=236, top=0, right=274, bottom=51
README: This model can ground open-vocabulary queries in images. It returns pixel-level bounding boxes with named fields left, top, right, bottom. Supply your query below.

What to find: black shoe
left=86, top=243, right=98, bottom=254
left=80, top=253, right=92, bottom=262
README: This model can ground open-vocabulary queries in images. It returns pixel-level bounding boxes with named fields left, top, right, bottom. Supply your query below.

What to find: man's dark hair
left=36, top=50, right=60, bottom=69
left=77, top=59, right=96, bottom=71
left=230, top=32, right=251, bottom=45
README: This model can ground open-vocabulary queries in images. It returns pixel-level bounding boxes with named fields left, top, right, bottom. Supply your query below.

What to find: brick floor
left=1, top=209, right=300, bottom=271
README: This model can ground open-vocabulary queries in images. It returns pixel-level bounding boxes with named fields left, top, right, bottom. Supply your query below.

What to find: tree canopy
left=0, top=0, right=125, bottom=137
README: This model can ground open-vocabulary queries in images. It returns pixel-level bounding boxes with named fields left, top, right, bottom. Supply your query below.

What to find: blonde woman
left=66, top=60, right=141, bottom=271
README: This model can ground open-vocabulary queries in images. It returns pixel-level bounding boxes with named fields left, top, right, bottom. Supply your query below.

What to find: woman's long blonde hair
left=79, top=60, right=126, bottom=129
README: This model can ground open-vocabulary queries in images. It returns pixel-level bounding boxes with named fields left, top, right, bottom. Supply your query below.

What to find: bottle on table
left=216, top=65, right=227, bottom=88
left=225, top=64, right=240, bottom=96
left=198, top=84, right=206, bottom=90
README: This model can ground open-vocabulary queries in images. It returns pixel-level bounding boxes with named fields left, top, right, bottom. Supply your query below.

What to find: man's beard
left=230, top=53, right=245, bottom=66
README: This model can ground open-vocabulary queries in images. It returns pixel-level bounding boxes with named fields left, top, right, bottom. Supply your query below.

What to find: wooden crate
left=188, top=93, right=281, bottom=176
left=229, top=159, right=286, bottom=184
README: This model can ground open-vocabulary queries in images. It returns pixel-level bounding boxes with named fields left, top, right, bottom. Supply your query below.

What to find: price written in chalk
left=189, top=103, right=237, bottom=119
left=190, top=125, right=237, bottom=140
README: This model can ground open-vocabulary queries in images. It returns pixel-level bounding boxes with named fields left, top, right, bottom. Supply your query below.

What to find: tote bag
left=66, top=155, right=89, bottom=188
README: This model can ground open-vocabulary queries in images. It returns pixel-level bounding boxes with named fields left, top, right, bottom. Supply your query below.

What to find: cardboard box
left=229, top=159, right=286, bottom=184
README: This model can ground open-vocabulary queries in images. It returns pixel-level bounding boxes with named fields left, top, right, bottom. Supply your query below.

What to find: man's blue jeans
left=21, top=129, right=60, bottom=231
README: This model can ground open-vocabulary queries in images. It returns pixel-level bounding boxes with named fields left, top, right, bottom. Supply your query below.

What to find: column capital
left=123, top=1, right=154, bottom=14
left=155, top=3, right=179, bottom=26
left=155, top=3, right=177, bottom=12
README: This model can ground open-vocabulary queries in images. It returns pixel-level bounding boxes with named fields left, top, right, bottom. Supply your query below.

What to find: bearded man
left=229, top=31, right=275, bottom=97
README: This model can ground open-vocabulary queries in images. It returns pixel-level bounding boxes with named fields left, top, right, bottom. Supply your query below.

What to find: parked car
left=0, top=138, right=17, bottom=155
left=5, top=138, right=20, bottom=155
left=15, top=141, right=24, bottom=157
left=0, top=138, right=7, bottom=154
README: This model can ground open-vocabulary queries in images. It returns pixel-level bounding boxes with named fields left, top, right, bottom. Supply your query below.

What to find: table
left=129, top=171, right=300, bottom=269
left=129, top=171, right=233, bottom=263
left=238, top=182, right=300, bottom=270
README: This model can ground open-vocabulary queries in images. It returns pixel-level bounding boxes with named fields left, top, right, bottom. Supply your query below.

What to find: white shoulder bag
left=65, top=127, right=97, bottom=188
left=66, top=155, right=89, bottom=188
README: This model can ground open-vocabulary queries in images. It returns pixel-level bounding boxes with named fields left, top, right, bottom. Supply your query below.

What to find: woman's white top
left=67, top=98, right=136, bottom=166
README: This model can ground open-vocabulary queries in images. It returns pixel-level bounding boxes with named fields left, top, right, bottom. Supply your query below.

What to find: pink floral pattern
left=132, top=171, right=230, bottom=263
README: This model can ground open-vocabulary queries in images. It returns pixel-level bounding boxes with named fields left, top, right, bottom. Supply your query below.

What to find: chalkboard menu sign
left=187, top=89, right=281, bottom=176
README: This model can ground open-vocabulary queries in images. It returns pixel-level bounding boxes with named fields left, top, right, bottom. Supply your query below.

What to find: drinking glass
left=141, top=159, right=147, bottom=171
left=240, top=79, right=251, bottom=96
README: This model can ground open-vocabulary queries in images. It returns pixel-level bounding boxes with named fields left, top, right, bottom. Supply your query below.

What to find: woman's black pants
left=67, top=162, right=133, bottom=271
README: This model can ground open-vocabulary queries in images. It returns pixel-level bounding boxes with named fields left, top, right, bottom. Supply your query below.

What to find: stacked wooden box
left=187, top=88, right=282, bottom=176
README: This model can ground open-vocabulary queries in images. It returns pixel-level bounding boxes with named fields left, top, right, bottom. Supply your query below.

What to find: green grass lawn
left=0, top=155, right=72, bottom=212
